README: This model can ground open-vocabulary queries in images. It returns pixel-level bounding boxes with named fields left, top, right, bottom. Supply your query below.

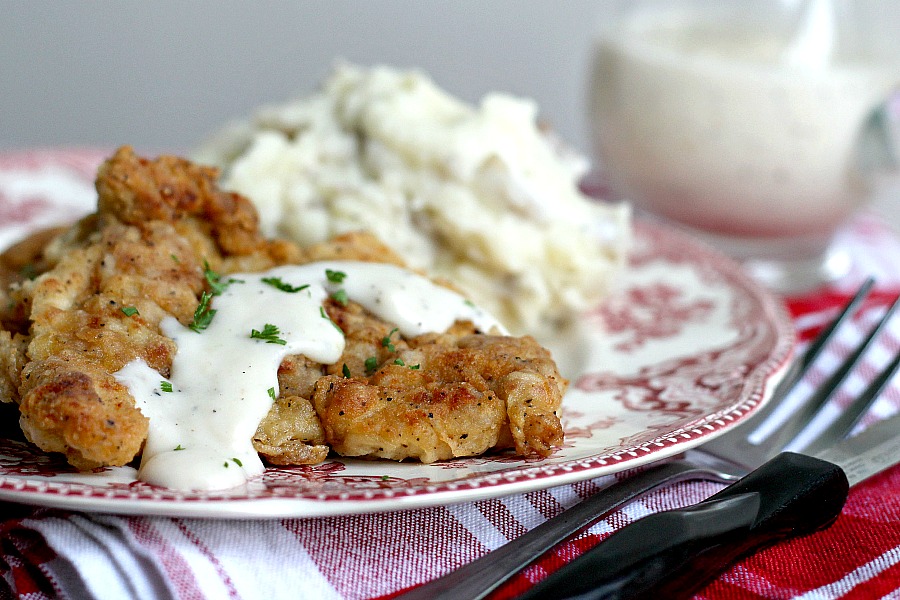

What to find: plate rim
left=0, top=223, right=794, bottom=518
left=0, top=150, right=795, bottom=518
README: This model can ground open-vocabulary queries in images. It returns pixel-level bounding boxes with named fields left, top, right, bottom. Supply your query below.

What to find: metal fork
left=398, top=277, right=900, bottom=600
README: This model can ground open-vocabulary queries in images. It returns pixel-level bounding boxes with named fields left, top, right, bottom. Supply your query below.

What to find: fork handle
left=515, top=452, right=849, bottom=600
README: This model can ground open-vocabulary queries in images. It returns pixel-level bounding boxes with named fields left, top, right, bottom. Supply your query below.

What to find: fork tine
left=722, top=278, right=875, bottom=437
left=701, top=279, right=881, bottom=468
left=766, top=277, right=874, bottom=407
left=762, top=290, right=900, bottom=453
left=790, top=277, right=876, bottom=381
left=800, top=346, right=900, bottom=456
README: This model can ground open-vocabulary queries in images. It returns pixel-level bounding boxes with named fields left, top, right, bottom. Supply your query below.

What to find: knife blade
left=514, top=413, right=900, bottom=600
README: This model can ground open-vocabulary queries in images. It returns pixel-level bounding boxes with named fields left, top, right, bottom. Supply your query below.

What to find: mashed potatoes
left=194, top=63, right=630, bottom=337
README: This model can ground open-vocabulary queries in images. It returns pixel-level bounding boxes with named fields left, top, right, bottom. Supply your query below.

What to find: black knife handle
left=516, top=452, right=849, bottom=600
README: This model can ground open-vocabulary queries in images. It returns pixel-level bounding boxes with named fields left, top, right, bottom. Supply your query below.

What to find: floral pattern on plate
left=0, top=150, right=794, bottom=517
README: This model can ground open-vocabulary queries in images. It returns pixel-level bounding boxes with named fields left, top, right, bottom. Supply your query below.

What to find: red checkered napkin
left=1, top=150, right=900, bottom=600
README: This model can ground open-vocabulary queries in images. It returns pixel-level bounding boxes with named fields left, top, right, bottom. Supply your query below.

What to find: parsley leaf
left=19, top=263, right=37, bottom=281
left=250, top=323, right=287, bottom=345
left=203, top=260, right=244, bottom=295
left=364, top=356, right=378, bottom=374
left=320, top=306, right=343, bottom=333
left=331, top=289, right=349, bottom=306
left=160, top=381, right=173, bottom=393
left=189, top=291, right=216, bottom=332
left=381, top=328, right=399, bottom=352
left=121, top=306, right=139, bottom=317
left=262, top=276, right=309, bottom=293
left=267, top=387, right=276, bottom=401
left=325, top=269, right=347, bottom=284
left=342, top=363, right=352, bottom=378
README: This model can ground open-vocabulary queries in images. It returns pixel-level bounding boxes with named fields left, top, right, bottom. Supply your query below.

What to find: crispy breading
left=312, top=324, right=565, bottom=463
left=0, top=331, right=27, bottom=409
left=1, top=146, right=284, bottom=468
left=1, top=147, right=566, bottom=473
left=254, top=354, right=331, bottom=465
left=275, top=299, right=566, bottom=463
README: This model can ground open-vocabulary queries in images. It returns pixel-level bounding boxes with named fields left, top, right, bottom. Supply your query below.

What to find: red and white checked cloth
left=2, top=150, right=900, bottom=600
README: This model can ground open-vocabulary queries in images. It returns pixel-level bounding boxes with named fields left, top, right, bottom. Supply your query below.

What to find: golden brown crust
left=0, top=146, right=267, bottom=468
left=309, top=303, right=566, bottom=463
left=95, top=146, right=260, bottom=256
left=252, top=395, right=330, bottom=465
left=0, top=227, right=68, bottom=335
left=1, top=147, right=567, bottom=472
left=18, top=357, right=147, bottom=469
left=0, top=331, right=27, bottom=405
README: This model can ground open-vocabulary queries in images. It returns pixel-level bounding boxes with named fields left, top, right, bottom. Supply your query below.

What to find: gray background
left=1, top=1, right=605, bottom=155
left=4, top=1, right=898, bottom=228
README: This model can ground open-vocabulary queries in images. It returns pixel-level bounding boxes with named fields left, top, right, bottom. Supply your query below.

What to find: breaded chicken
left=312, top=318, right=564, bottom=463
left=0, top=146, right=566, bottom=473
left=255, top=302, right=565, bottom=465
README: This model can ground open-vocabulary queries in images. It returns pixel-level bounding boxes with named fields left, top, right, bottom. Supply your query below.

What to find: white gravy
left=589, top=18, right=898, bottom=239
left=114, top=260, right=505, bottom=491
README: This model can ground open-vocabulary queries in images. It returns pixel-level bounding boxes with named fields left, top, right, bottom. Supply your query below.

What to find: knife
left=515, top=412, right=900, bottom=600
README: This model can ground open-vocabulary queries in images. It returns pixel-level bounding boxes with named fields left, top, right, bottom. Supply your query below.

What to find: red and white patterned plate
left=0, top=150, right=794, bottom=518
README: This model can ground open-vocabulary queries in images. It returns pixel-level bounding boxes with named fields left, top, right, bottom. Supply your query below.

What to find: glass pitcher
left=587, top=0, right=900, bottom=292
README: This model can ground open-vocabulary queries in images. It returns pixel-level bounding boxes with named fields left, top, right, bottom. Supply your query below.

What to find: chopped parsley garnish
left=232, top=457, right=243, bottom=467
left=342, top=363, right=352, bottom=378
left=189, top=291, right=216, bottom=332
left=223, top=461, right=229, bottom=468
left=121, top=306, right=139, bottom=317
left=267, top=387, right=276, bottom=401
left=174, top=444, right=185, bottom=451
left=389, top=359, right=418, bottom=370
left=382, top=328, right=399, bottom=352
left=321, top=306, right=343, bottom=333
left=250, top=323, right=287, bottom=345
left=364, top=356, right=378, bottom=374
left=262, top=276, right=309, bottom=293
left=464, top=299, right=476, bottom=308
left=170, top=254, right=180, bottom=263
left=203, top=260, right=244, bottom=295
left=381, top=475, right=390, bottom=481
left=325, top=269, right=347, bottom=284
left=331, top=289, right=349, bottom=306
left=160, top=381, right=173, bottom=393
left=20, top=263, right=38, bottom=280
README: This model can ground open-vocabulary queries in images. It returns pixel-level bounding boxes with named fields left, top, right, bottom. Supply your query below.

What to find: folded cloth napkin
left=1, top=150, right=900, bottom=600
left=2, top=390, right=900, bottom=600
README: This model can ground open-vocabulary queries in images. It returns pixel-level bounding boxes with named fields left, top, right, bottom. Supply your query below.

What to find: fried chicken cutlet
left=0, top=146, right=566, bottom=480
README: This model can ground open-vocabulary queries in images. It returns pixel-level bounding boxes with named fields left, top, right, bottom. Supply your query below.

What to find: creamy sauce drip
left=114, top=261, right=505, bottom=491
